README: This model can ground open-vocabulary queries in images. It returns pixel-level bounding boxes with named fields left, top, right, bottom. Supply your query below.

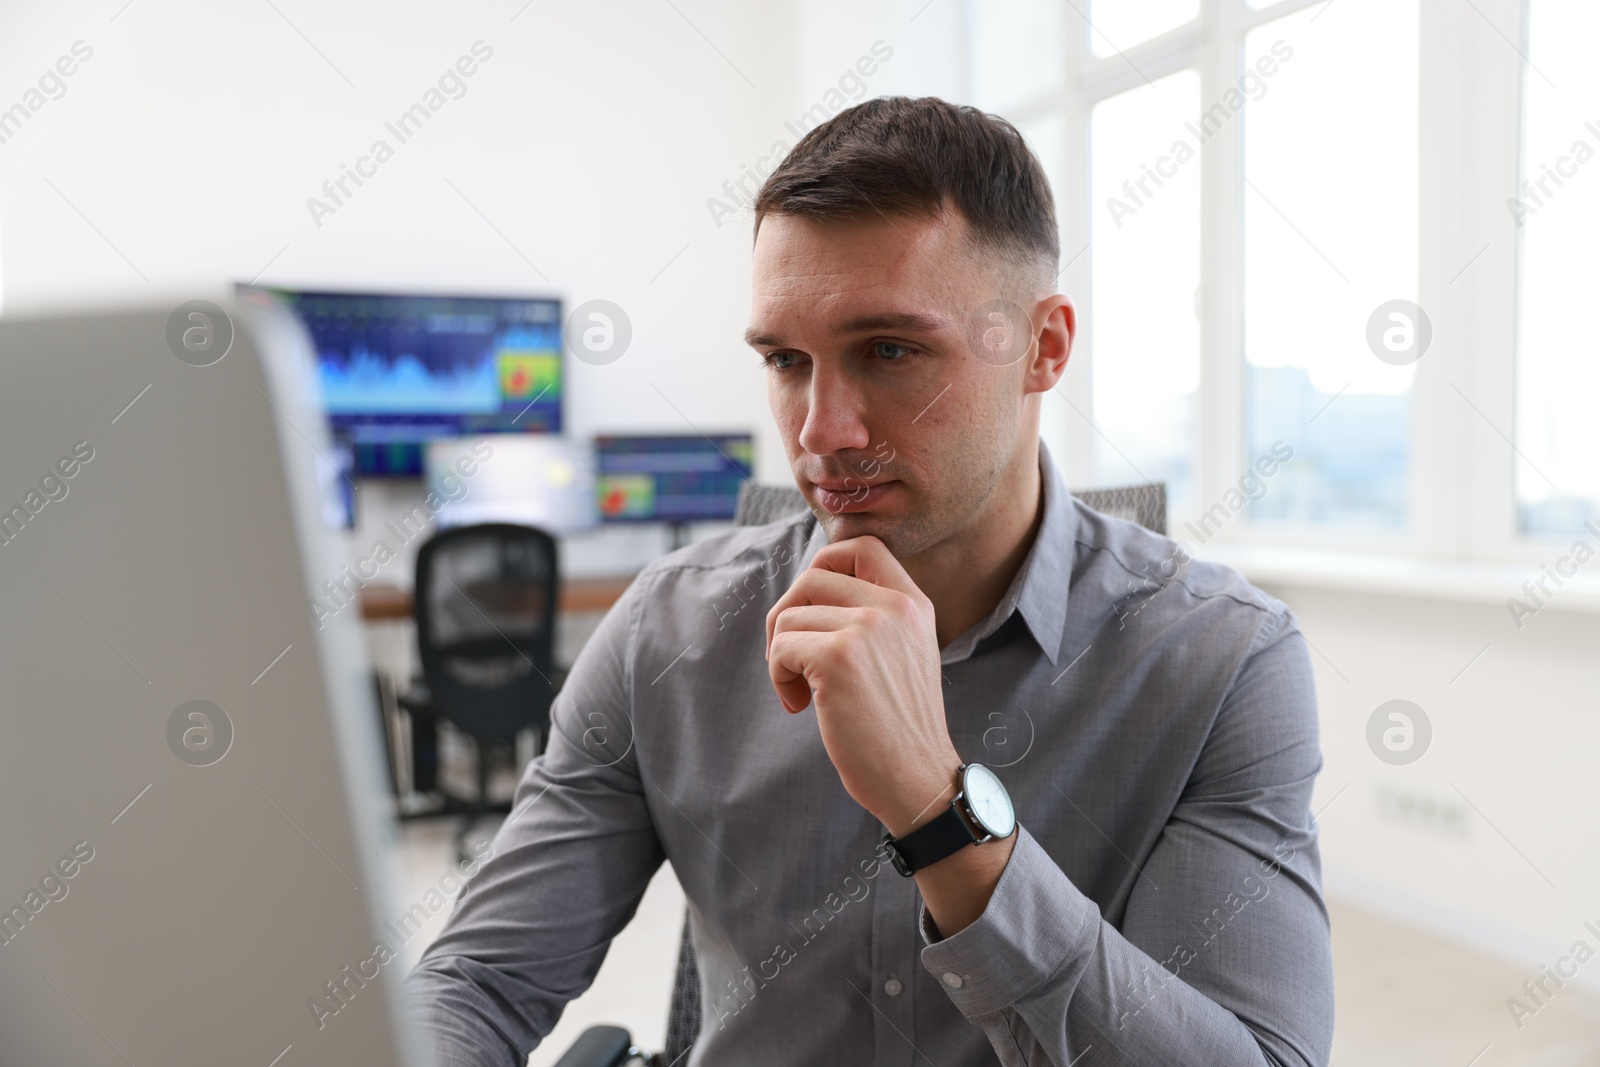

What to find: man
left=405, top=96, right=1334, bottom=1066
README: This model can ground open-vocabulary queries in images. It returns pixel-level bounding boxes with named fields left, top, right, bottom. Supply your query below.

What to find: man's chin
left=814, top=510, right=906, bottom=554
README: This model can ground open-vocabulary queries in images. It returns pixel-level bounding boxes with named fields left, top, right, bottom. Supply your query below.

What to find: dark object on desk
left=397, top=522, right=564, bottom=863
left=556, top=479, right=1166, bottom=1067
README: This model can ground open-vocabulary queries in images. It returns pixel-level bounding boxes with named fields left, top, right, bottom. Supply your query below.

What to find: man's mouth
left=812, top=479, right=899, bottom=514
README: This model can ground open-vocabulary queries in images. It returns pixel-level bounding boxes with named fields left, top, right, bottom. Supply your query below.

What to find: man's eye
left=763, top=351, right=799, bottom=370
left=871, top=342, right=915, bottom=362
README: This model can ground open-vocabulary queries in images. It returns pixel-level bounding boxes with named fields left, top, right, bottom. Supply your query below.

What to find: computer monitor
left=424, top=435, right=598, bottom=534
left=240, top=286, right=563, bottom=477
left=595, top=433, right=754, bottom=524
left=0, top=302, right=428, bottom=1066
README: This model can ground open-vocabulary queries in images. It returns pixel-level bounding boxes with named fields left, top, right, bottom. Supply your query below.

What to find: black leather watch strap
left=882, top=799, right=978, bottom=877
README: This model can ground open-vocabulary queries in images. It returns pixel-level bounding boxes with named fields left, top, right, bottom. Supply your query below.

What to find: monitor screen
left=596, top=434, right=754, bottom=524
left=425, top=435, right=597, bottom=534
left=243, top=287, right=562, bottom=476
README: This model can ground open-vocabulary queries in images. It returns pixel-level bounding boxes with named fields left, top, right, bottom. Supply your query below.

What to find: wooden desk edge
left=358, top=575, right=638, bottom=621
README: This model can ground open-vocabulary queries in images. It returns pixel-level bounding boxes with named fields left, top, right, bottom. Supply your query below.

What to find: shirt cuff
left=918, top=824, right=1099, bottom=1018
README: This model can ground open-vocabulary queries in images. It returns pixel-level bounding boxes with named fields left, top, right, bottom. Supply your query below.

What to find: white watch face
left=962, top=764, right=1015, bottom=838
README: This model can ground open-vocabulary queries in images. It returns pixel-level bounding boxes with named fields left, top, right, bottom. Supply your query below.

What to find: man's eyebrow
left=744, top=310, right=952, bottom=349
left=836, top=311, right=951, bottom=336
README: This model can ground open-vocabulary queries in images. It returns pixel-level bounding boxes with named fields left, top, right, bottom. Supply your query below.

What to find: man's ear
left=1023, top=294, right=1074, bottom=395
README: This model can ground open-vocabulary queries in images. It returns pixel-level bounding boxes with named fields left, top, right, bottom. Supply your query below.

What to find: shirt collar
left=938, top=437, right=1073, bottom=666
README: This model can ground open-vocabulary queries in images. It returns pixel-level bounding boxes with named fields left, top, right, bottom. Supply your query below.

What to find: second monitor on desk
left=425, top=432, right=754, bottom=549
left=595, top=433, right=753, bottom=548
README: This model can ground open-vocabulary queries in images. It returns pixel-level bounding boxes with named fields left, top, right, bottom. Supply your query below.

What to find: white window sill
left=1191, top=542, right=1600, bottom=617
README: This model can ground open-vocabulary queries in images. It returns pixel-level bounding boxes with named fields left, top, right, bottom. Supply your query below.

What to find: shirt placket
left=869, top=855, right=922, bottom=1067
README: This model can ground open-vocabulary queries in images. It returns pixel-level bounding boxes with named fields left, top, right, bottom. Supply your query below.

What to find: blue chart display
left=596, top=434, right=754, bottom=523
left=246, top=287, right=563, bottom=476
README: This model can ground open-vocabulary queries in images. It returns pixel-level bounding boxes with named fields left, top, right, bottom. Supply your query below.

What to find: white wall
left=1249, top=575, right=1600, bottom=993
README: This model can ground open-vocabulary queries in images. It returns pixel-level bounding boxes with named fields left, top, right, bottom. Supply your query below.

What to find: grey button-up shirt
left=404, top=439, right=1334, bottom=1066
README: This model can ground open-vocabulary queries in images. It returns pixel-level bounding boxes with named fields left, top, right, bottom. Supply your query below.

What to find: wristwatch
left=881, top=763, right=1016, bottom=877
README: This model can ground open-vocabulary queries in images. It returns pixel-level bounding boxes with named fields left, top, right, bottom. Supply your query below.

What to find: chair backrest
left=661, top=477, right=1166, bottom=1064
left=413, top=522, right=559, bottom=743
left=1074, top=482, right=1167, bottom=535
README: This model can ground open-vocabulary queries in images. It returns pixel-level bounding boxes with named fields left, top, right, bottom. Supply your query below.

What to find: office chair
left=397, top=522, right=563, bottom=864
left=554, top=479, right=1166, bottom=1067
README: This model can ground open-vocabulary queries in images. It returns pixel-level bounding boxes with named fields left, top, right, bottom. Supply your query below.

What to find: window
left=1091, top=71, right=1202, bottom=514
left=1088, top=0, right=1201, bottom=56
left=966, top=0, right=1569, bottom=564
left=1242, top=0, right=1419, bottom=528
left=964, top=0, right=1065, bottom=113
left=1514, top=0, right=1600, bottom=537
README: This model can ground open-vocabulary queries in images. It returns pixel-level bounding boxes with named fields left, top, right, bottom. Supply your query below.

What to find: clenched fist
left=765, top=535, right=962, bottom=837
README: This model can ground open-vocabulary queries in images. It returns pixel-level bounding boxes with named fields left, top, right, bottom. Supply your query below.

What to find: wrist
left=881, top=761, right=962, bottom=839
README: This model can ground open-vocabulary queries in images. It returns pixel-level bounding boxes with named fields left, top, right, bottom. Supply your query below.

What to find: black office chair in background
left=553, top=479, right=1167, bottom=1067
left=398, top=522, right=564, bottom=863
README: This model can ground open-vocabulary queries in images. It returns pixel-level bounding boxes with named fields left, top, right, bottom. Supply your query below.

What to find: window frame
left=972, top=0, right=1547, bottom=570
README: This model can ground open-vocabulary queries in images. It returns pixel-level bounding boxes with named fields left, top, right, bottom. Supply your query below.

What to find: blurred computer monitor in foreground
left=425, top=434, right=597, bottom=534
left=0, top=302, right=425, bottom=1066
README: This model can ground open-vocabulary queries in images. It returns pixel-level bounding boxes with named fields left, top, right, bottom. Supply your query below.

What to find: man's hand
left=764, top=535, right=961, bottom=837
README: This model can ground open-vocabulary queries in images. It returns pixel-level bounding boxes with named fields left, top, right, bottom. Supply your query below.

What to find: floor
left=392, top=820, right=1600, bottom=1065
left=1328, top=902, right=1600, bottom=1066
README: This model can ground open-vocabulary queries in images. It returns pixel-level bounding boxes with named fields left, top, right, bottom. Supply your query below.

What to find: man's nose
left=796, top=365, right=872, bottom=457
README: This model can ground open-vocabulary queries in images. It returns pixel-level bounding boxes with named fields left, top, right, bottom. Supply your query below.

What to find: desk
left=358, top=574, right=637, bottom=622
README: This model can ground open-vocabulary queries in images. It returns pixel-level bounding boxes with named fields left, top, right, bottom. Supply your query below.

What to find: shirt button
left=942, top=971, right=963, bottom=989
left=883, top=977, right=904, bottom=997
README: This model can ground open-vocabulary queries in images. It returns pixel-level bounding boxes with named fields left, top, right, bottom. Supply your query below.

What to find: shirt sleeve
left=918, top=607, right=1335, bottom=1067
left=401, top=567, right=666, bottom=1067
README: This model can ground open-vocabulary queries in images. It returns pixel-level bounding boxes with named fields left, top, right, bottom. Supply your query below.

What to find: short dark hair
left=753, top=96, right=1059, bottom=290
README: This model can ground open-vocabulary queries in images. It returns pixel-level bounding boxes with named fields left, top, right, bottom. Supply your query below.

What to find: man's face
left=746, top=209, right=1050, bottom=561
